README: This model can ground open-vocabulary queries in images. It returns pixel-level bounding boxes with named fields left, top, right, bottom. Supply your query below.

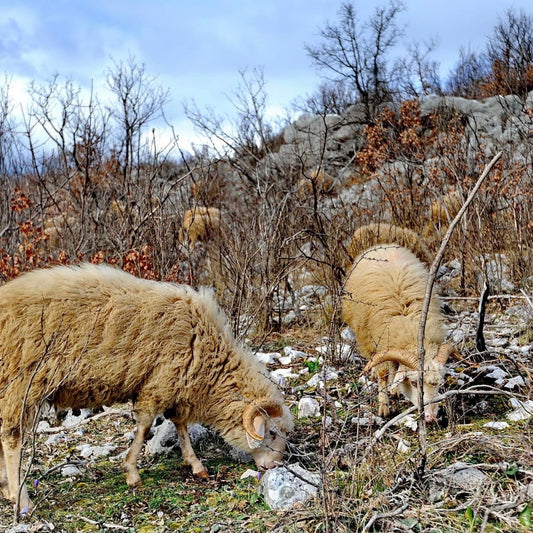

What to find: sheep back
left=180, top=206, right=221, bottom=246
left=0, top=263, right=291, bottom=446
left=347, top=223, right=433, bottom=265
left=342, top=245, right=445, bottom=359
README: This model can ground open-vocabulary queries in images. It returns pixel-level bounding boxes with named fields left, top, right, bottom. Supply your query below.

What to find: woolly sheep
left=179, top=206, right=221, bottom=246
left=296, top=168, right=336, bottom=198
left=347, top=223, right=433, bottom=265
left=423, top=190, right=463, bottom=240
left=342, top=245, right=456, bottom=422
left=0, top=264, right=293, bottom=512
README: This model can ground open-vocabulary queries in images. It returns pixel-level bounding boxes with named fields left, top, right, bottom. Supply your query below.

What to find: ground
left=1, top=301, right=532, bottom=532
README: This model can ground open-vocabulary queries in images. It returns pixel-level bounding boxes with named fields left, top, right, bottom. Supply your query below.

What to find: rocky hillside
left=2, top=91, right=533, bottom=532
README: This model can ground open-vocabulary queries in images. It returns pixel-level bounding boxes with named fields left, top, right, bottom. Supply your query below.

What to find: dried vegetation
left=1, top=57, right=533, bottom=532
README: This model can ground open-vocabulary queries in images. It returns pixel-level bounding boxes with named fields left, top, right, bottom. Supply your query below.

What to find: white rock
left=62, top=408, right=93, bottom=428
left=240, top=469, right=260, bottom=480
left=61, top=465, right=82, bottom=477
left=483, top=421, right=509, bottom=430
left=487, top=337, right=509, bottom=348
left=504, top=376, right=525, bottom=389
left=258, top=464, right=321, bottom=510
left=36, top=420, right=51, bottom=433
left=146, top=420, right=207, bottom=456
left=188, top=423, right=209, bottom=443
left=431, top=462, right=489, bottom=493
left=271, top=368, right=298, bottom=380
left=146, top=419, right=178, bottom=454
left=298, top=397, right=320, bottom=419
left=278, top=355, right=293, bottom=365
left=483, top=365, right=509, bottom=381
left=45, top=433, right=67, bottom=446
left=397, top=439, right=410, bottom=453
left=282, top=310, right=297, bottom=325
left=340, top=327, right=355, bottom=342
left=506, top=399, right=533, bottom=421
left=351, top=414, right=384, bottom=426
left=255, top=352, right=280, bottom=364
left=402, top=416, right=418, bottom=431
left=284, top=347, right=307, bottom=360
left=306, top=366, right=339, bottom=387
left=77, top=444, right=115, bottom=459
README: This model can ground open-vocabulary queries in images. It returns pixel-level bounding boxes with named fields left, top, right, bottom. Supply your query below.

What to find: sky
left=0, top=0, right=532, bottom=152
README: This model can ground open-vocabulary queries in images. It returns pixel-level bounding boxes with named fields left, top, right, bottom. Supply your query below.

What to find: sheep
left=43, top=214, right=78, bottom=248
left=341, top=244, right=456, bottom=422
left=179, top=206, right=221, bottom=247
left=296, top=167, right=336, bottom=198
left=423, top=190, right=463, bottom=240
left=347, top=222, right=433, bottom=265
left=0, top=263, right=293, bottom=512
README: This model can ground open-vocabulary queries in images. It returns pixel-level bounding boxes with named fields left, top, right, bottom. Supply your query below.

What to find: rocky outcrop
left=275, top=91, right=533, bottom=172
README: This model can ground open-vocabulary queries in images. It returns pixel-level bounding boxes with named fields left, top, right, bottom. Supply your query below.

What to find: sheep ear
left=246, top=415, right=266, bottom=449
left=243, top=399, right=283, bottom=442
left=364, top=350, right=418, bottom=372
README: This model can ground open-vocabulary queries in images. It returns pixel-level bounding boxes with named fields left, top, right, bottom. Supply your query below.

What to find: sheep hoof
left=194, top=470, right=209, bottom=479
left=126, top=476, right=142, bottom=488
left=378, top=406, right=390, bottom=418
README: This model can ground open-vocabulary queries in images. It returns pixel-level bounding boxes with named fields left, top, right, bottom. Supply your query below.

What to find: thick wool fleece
left=342, top=245, right=445, bottom=360
left=347, top=223, right=433, bottom=266
left=0, top=264, right=292, bottom=452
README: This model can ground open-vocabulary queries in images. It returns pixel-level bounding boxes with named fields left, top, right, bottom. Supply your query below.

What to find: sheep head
left=364, top=344, right=456, bottom=422
left=242, top=398, right=293, bottom=470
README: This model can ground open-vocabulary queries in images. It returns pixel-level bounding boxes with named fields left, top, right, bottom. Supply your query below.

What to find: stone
left=507, top=399, right=533, bottom=421
left=306, top=366, right=339, bottom=387
left=256, top=352, right=280, bottom=364
left=429, top=462, right=489, bottom=501
left=258, top=464, right=321, bottom=510
left=297, top=397, right=320, bottom=419
left=76, top=443, right=115, bottom=459
left=483, top=421, right=509, bottom=430
left=61, top=408, right=93, bottom=428
left=146, top=419, right=208, bottom=455
left=504, top=376, right=526, bottom=389
left=61, top=465, right=83, bottom=477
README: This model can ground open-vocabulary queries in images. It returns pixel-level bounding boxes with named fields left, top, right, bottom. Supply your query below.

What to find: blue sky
left=1, top=0, right=532, bottom=150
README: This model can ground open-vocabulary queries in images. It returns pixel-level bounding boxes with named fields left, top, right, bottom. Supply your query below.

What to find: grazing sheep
left=0, top=264, right=293, bottom=512
left=423, top=190, right=463, bottom=240
left=296, top=168, right=336, bottom=198
left=431, top=191, right=462, bottom=227
left=179, top=206, right=221, bottom=246
left=342, top=245, right=456, bottom=422
left=347, top=223, right=433, bottom=265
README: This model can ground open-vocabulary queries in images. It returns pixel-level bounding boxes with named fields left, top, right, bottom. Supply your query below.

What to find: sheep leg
left=374, top=365, right=391, bottom=418
left=1, top=427, right=32, bottom=512
left=123, top=412, right=154, bottom=488
left=0, top=439, right=9, bottom=499
left=171, top=420, right=208, bottom=478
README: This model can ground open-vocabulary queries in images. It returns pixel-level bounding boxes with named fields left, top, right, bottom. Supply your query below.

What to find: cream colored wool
left=342, top=245, right=452, bottom=421
left=0, top=263, right=293, bottom=511
left=347, top=222, right=433, bottom=265
left=180, top=206, right=221, bottom=246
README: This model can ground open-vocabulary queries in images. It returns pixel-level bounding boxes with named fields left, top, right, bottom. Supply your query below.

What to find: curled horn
left=435, top=343, right=459, bottom=364
left=363, top=350, right=418, bottom=373
left=243, top=399, right=283, bottom=441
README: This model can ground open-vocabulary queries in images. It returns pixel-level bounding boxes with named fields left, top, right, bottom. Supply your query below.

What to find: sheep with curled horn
left=0, top=263, right=293, bottom=513
left=342, top=244, right=457, bottom=422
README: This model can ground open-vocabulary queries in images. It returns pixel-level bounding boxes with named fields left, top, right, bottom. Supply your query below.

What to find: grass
left=1, top=319, right=532, bottom=532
